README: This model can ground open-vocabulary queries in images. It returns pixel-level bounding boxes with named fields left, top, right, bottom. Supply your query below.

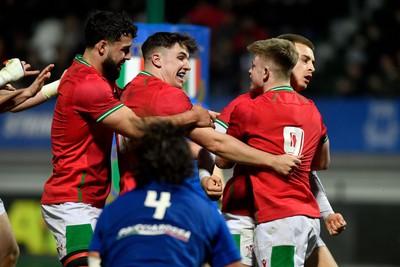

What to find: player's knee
left=9, top=244, right=20, bottom=264
left=62, top=250, right=89, bottom=267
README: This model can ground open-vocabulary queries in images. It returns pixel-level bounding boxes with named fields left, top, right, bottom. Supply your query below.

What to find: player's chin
left=174, top=79, right=184, bottom=89
left=207, top=194, right=222, bottom=201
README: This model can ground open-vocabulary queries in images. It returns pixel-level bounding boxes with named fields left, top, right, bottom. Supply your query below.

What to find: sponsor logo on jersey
left=117, top=223, right=191, bottom=242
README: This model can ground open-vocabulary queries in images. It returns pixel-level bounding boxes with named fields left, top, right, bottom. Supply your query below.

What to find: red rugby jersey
left=41, top=55, right=123, bottom=208
left=117, top=71, right=193, bottom=193
left=228, top=86, right=326, bottom=224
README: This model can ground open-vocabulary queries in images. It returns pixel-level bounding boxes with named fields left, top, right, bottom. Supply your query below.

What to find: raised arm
left=10, top=78, right=59, bottom=112
left=0, top=64, right=54, bottom=113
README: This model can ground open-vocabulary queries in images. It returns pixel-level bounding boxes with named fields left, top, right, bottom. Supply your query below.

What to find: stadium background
left=1, top=0, right=400, bottom=266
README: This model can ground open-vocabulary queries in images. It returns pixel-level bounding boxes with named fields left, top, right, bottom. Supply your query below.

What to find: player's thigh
left=253, top=216, right=320, bottom=267
left=223, top=213, right=255, bottom=266
left=305, top=245, right=338, bottom=267
left=41, top=202, right=102, bottom=260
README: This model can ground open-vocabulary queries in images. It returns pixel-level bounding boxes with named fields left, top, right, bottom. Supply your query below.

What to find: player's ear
left=151, top=52, right=162, bottom=68
left=263, top=66, right=269, bottom=81
left=96, top=40, right=107, bottom=56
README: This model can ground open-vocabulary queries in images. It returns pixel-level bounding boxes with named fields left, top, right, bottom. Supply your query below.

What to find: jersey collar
left=270, top=85, right=294, bottom=92
left=139, top=70, right=154, bottom=76
left=74, top=54, right=91, bottom=67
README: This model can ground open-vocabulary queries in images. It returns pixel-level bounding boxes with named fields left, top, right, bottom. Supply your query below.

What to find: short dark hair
left=141, top=32, right=199, bottom=60
left=276, top=33, right=315, bottom=51
left=133, top=121, right=194, bottom=186
left=84, top=10, right=138, bottom=48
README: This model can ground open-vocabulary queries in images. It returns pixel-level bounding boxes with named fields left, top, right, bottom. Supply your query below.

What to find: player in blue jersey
left=88, top=121, right=242, bottom=267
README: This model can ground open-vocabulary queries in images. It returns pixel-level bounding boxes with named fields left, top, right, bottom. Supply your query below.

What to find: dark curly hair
left=133, top=121, right=194, bottom=186
left=84, top=10, right=138, bottom=48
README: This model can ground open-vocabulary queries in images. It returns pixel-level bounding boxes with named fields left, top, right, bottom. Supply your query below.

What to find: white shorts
left=316, top=236, right=326, bottom=248
left=223, top=212, right=255, bottom=266
left=0, top=198, right=5, bottom=216
left=41, top=202, right=102, bottom=260
left=253, top=216, right=320, bottom=267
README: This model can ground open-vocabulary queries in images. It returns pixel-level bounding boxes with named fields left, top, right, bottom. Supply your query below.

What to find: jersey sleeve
left=74, top=78, right=122, bottom=121
left=217, top=93, right=251, bottom=126
left=226, top=99, right=253, bottom=142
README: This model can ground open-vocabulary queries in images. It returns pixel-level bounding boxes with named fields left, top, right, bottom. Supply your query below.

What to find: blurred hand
left=201, top=175, right=223, bottom=201
left=192, top=103, right=215, bottom=128
left=21, top=60, right=40, bottom=77
left=325, top=213, right=347, bottom=236
left=274, top=154, right=302, bottom=176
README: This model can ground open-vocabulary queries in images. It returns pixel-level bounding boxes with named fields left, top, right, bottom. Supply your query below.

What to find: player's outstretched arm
left=10, top=78, right=59, bottom=112
left=190, top=127, right=301, bottom=176
left=1, top=64, right=54, bottom=113
left=0, top=58, right=41, bottom=88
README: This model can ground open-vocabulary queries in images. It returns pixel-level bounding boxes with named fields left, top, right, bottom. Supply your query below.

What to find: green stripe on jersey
left=96, top=104, right=124, bottom=122
left=215, top=118, right=228, bottom=130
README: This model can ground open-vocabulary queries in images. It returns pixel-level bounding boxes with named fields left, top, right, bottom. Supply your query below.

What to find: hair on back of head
left=84, top=10, right=138, bottom=48
left=132, top=121, right=194, bottom=186
left=276, top=33, right=314, bottom=51
left=247, top=38, right=299, bottom=75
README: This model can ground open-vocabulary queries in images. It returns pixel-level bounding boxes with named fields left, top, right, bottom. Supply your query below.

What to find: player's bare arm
left=189, top=127, right=301, bottom=176
left=0, top=64, right=54, bottom=113
left=102, top=103, right=216, bottom=140
left=167, top=103, right=216, bottom=129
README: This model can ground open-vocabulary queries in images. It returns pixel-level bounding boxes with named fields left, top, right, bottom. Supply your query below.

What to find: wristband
left=0, top=58, right=24, bottom=87
left=88, top=256, right=101, bottom=267
left=41, top=79, right=60, bottom=99
left=198, top=169, right=211, bottom=181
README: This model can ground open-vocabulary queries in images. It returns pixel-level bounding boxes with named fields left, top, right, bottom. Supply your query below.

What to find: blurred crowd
left=1, top=0, right=400, bottom=98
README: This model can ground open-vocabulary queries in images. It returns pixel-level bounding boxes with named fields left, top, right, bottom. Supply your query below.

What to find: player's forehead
left=295, top=43, right=314, bottom=61
left=165, top=43, right=189, bottom=58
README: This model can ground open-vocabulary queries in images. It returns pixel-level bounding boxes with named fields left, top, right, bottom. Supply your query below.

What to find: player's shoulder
left=234, top=95, right=254, bottom=111
left=229, top=93, right=252, bottom=106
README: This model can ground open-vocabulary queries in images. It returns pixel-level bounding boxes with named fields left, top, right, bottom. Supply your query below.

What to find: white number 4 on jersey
left=144, top=190, right=172, bottom=220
